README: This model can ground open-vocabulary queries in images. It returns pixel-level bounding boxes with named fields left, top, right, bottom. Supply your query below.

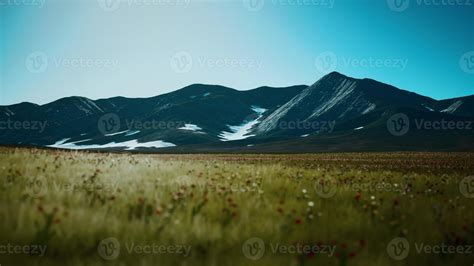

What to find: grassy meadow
left=0, top=148, right=473, bottom=265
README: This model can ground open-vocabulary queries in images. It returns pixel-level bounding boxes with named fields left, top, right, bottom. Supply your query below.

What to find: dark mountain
left=0, top=72, right=472, bottom=152
left=254, top=72, right=439, bottom=137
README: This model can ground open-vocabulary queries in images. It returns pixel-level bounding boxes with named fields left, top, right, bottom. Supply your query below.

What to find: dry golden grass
left=0, top=147, right=473, bottom=265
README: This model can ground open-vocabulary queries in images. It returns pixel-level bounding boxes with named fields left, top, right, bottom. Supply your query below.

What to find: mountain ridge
left=1, top=72, right=473, bottom=152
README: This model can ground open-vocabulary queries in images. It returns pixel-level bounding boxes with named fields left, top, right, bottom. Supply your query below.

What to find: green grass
left=0, top=148, right=473, bottom=265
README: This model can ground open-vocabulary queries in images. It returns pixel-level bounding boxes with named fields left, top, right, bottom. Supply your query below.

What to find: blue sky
left=0, top=0, right=473, bottom=105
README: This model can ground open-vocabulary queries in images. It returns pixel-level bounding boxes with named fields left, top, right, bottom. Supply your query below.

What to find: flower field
left=0, top=148, right=473, bottom=265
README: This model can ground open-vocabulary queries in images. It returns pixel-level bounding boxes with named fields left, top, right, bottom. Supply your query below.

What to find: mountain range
left=1, top=72, right=473, bottom=152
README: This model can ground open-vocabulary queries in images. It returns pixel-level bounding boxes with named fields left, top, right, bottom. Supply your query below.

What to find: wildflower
left=370, top=195, right=375, bottom=200
left=155, top=207, right=163, bottom=215
left=354, top=193, right=361, bottom=201
left=308, top=201, right=314, bottom=207
left=295, top=219, right=302, bottom=224
left=302, top=189, right=307, bottom=194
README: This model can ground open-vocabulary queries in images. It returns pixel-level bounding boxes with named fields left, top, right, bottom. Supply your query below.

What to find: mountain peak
left=321, top=71, right=349, bottom=80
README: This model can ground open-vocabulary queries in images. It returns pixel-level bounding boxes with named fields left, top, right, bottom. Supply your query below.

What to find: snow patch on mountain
left=256, top=88, right=312, bottom=133
left=125, top=130, right=140, bottom=136
left=105, top=130, right=129, bottom=136
left=441, top=100, right=463, bottom=113
left=362, top=103, right=376, bottom=114
left=422, top=104, right=434, bottom=112
left=309, top=79, right=357, bottom=119
left=179, top=124, right=203, bottom=132
left=219, top=106, right=267, bottom=141
left=48, top=139, right=175, bottom=150
left=76, top=98, right=104, bottom=115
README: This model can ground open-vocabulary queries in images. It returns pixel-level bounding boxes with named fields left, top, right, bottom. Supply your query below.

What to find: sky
left=0, top=0, right=473, bottom=105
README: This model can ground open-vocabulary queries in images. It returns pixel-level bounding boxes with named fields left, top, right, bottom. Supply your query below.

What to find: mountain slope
left=0, top=72, right=472, bottom=151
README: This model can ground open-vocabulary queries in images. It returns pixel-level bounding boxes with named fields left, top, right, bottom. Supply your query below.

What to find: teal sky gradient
left=1, top=0, right=473, bottom=105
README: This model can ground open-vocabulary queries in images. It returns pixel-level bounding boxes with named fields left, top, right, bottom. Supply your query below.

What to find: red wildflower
left=355, top=193, right=361, bottom=201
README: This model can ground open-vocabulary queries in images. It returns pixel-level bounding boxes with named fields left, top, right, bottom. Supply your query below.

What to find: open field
left=0, top=147, right=473, bottom=265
